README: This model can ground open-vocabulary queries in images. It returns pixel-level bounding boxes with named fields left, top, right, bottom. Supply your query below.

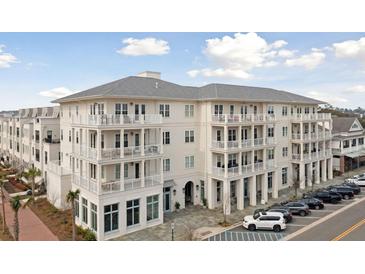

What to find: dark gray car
left=284, top=202, right=310, bottom=216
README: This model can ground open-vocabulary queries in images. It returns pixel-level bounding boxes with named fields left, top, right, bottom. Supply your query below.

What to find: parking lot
left=206, top=189, right=365, bottom=241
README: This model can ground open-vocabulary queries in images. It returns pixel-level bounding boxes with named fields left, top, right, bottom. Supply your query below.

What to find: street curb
left=200, top=222, right=242, bottom=241
left=282, top=195, right=365, bottom=241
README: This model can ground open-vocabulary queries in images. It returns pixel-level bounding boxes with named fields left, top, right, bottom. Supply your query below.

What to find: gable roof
left=53, top=75, right=325, bottom=105
left=332, top=117, right=363, bottom=133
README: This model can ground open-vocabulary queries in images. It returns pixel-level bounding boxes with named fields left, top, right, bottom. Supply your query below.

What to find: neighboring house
left=331, top=117, right=365, bottom=173
left=0, top=71, right=333, bottom=240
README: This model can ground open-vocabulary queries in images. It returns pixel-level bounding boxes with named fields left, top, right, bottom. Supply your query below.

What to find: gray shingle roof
left=332, top=117, right=361, bottom=133
left=53, top=76, right=325, bottom=104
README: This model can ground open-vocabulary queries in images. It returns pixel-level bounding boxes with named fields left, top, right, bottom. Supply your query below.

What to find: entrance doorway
left=163, top=187, right=171, bottom=213
left=184, top=181, right=194, bottom=206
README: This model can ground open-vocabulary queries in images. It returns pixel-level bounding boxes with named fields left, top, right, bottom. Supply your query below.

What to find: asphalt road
left=289, top=196, right=365, bottom=241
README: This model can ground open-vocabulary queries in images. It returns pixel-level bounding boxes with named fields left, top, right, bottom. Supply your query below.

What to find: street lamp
left=171, top=222, right=175, bottom=241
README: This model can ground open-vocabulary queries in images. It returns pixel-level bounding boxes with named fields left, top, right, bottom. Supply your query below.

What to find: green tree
left=10, top=196, right=21, bottom=241
left=0, top=175, right=6, bottom=233
left=66, top=189, right=80, bottom=241
left=23, top=167, right=41, bottom=201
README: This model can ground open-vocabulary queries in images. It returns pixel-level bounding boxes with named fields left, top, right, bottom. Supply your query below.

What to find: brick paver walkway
left=0, top=191, right=58, bottom=241
left=115, top=167, right=365, bottom=241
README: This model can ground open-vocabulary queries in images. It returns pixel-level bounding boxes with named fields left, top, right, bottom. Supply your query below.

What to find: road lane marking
left=286, top=224, right=306, bottom=227
left=314, top=210, right=335, bottom=213
left=332, top=218, right=365, bottom=241
left=295, top=216, right=321, bottom=219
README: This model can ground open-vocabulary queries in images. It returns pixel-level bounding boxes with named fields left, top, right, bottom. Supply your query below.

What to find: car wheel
left=248, top=224, right=256, bottom=231
left=315, top=205, right=320, bottom=210
left=273, top=225, right=281, bottom=233
left=344, top=194, right=349, bottom=200
left=299, top=210, right=306, bottom=216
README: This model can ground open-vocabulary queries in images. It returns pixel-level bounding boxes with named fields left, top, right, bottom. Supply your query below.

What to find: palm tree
left=10, top=196, right=21, bottom=241
left=0, top=175, right=6, bottom=232
left=23, top=167, right=41, bottom=201
left=66, top=189, right=80, bottom=241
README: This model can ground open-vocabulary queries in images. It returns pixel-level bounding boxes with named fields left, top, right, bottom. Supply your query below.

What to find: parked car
left=266, top=208, right=293, bottom=223
left=283, top=202, right=310, bottom=216
left=341, top=182, right=361, bottom=194
left=299, top=198, right=324, bottom=210
left=243, top=212, right=286, bottom=232
left=312, top=191, right=342, bottom=204
left=327, top=186, right=354, bottom=200
left=352, top=177, right=365, bottom=187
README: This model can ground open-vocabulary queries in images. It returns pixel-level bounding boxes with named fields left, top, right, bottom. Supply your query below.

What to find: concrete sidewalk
left=0, top=191, right=58, bottom=241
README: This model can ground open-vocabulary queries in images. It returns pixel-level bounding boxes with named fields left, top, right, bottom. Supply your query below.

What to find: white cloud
left=117, top=37, right=170, bottom=56
left=278, top=49, right=296, bottom=58
left=347, top=85, right=365, bottom=93
left=285, top=50, right=325, bottom=70
left=307, top=91, right=348, bottom=105
left=39, top=87, right=76, bottom=99
left=333, top=37, right=365, bottom=61
left=0, top=44, right=18, bottom=68
left=187, top=32, right=288, bottom=79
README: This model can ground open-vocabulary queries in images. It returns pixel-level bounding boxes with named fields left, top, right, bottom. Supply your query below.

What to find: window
left=115, top=164, right=121, bottom=180
left=75, top=195, right=80, bottom=218
left=216, top=130, right=222, bottom=141
left=241, top=105, right=248, bottom=115
left=126, top=199, right=140, bottom=227
left=115, top=103, right=122, bottom=115
left=185, top=130, right=194, bottom=143
left=90, top=203, right=97, bottom=231
left=163, top=131, right=170, bottom=145
left=268, top=172, right=273, bottom=189
left=282, top=147, right=288, bottom=157
left=352, top=139, right=357, bottom=147
left=69, top=131, right=71, bottom=142
left=200, top=181, right=205, bottom=200
left=185, top=155, right=194, bottom=169
left=61, top=130, right=63, bottom=141
left=163, top=159, right=171, bottom=172
left=282, top=168, right=288, bottom=185
left=82, top=198, right=88, bottom=224
left=268, top=127, right=274, bottom=137
left=159, top=104, right=170, bottom=117
left=359, top=138, right=364, bottom=145
left=115, top=134, right=121, bottom=148
left=214, top=105, right=223, bottom=115
left=101, top=166, right=105, bottom=179
left=101, top=134, right=104, bottom=149
left=304, top=107, right=310, bottom=114
left=44, top=151, right=48, bottom=164
left=228, top=129, right=236, bottom=141
left=146, top=195, right=159, bottom=221
left=124, top=163, right=128, bottom=178
left=76, top=106, right=79, bottom=116
left=229, top=105, right=234, bottom=115
left=35, top=149, right=40, bottom=162
left=343, top=140, right=350, bottom=148
left=185, top=105, right=194, bottom=117
left=282, top=126, right=288, bottom=137
left=76, top=132, right=79, bottom=144
left=282, top=106, right=288, bottom=116
left=104, top=203, right=119, bottom=233
left=267, top=149, right=275, bottom=160
left=267, top=106, right=274, bottom=115
left=123, top=133, right=128, bottom=147
left=90, top=163, right=97, bottom=180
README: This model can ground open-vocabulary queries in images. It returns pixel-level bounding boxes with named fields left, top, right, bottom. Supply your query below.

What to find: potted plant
left=175, top=201, right=180, bottom=212
left=202, top=198, right=207, bottom=208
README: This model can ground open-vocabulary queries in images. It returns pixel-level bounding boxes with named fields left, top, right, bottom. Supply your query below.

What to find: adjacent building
left=0, top=71, right=334, bottom=240
left=331, top=117, right=365, bottom=173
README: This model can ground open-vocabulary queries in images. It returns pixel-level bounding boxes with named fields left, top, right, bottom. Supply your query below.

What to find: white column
left=299, top=163, right=305, bottom=189
left=272, top=171, right=279, bottom=199
left=263, top=125, right=267, bottom=145
left=315, top=161, right=320, bottom=184
left=300, top=143, right=304, bottom=161
left=141, top=160, right=145, bottom=187
left=328, top=158, right=333, bottom=180
left=207, top=177, right=214, bottom=209
left=237, top=179, right=244, bottom=210
left=238, top=126, right=242, bottom=148
left=120, top=129, right=124, bottom=158
left=249, top=175, right=257, bottom=206
left=308, top=163, right=313, bottom=187
left=160, top=128, right=163, bottom=154
left=223, top=179, right=231, bottom=215
left=224, top=126, right=228, bottom=150
left=300, top=122, right=303, bottom=140
left=238, top=151, right=242, bottom=175
left=261, top=173, right=268, bottom=204
left=251, top=150, right=255, bottom=172
left=251, top=125, right=255, bottom=147
left=321, top=160, right=327, bottom=182
left=141, top=128, right=145, bottom=156
left=120, top=162, right=125, bottom=191
left=96, top=129, right=101, bottom=160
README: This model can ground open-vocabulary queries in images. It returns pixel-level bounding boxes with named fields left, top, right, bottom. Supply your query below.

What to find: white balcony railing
left=254, top=162, right=264, bottom=172
left=227, top=141, right=239, bottom=149
left=266, top=137, right=275, bottom=145
left=211, top=114, right=276, bottom=124
left=292, top=154, right=301, bottom=160
left=72, top=114, right=162, bottom=126
left=228, top=166, right=239, bottom=176
left=254, top=138, right=264, bottom=146
left=266, top=159, right=275, bottom=169
left=242, top=164, right=253, bottom=174
left=241, top=139, right=252, bottom=148
left=211, top=141, right=225, bottom=149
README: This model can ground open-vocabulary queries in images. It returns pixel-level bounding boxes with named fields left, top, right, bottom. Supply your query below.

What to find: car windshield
left=253, top=213, right=260, bottom=219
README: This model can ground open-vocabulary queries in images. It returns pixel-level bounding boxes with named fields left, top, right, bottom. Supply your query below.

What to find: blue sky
left=1, top=32, right=365, bottom=110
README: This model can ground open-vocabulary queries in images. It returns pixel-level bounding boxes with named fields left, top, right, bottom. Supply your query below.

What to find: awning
left=345, top=150, right=365, bottom=158
left=163, top=179, right=176, bottom=188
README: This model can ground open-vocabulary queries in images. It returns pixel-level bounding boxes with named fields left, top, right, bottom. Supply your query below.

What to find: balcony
left=242, top=164, right=253, bottom=174
left=43, top=138, right=61, bottom=144
left=211, top=114, right=276, bottom=124
left=73, top=174, right=162, bottom=195
left=211, top=137, right=275, bottom=150
left=72, top=114, right=162, bottom=127
left=73, top=144, right=161, bottom=161
left=291, top=113, right=331, bottom=121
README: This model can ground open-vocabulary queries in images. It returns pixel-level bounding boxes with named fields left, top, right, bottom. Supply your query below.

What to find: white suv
left=243, top=212, right=286, bottom=232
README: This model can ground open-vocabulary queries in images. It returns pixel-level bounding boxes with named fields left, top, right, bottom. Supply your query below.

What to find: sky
left=1, top=32, right=365, bottom=110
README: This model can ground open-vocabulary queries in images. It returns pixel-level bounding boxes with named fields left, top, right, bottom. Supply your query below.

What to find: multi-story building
left=0, top=107, right=61, bottom=196
left=331, top=117, right=365, bottom=173
left=49, top=71, right=333, bottom=240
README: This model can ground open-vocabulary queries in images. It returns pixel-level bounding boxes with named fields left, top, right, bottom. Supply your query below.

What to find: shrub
left=175, top=201, right=180, bottom=210
left=77, top=226, right=96, bottom=241
left=202, top=198, right=207, bottom=207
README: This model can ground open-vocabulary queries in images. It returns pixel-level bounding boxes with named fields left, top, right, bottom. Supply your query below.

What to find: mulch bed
left=29, top=198, right=83, bottom=241
left=0, top=213, right=13, bottom=241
